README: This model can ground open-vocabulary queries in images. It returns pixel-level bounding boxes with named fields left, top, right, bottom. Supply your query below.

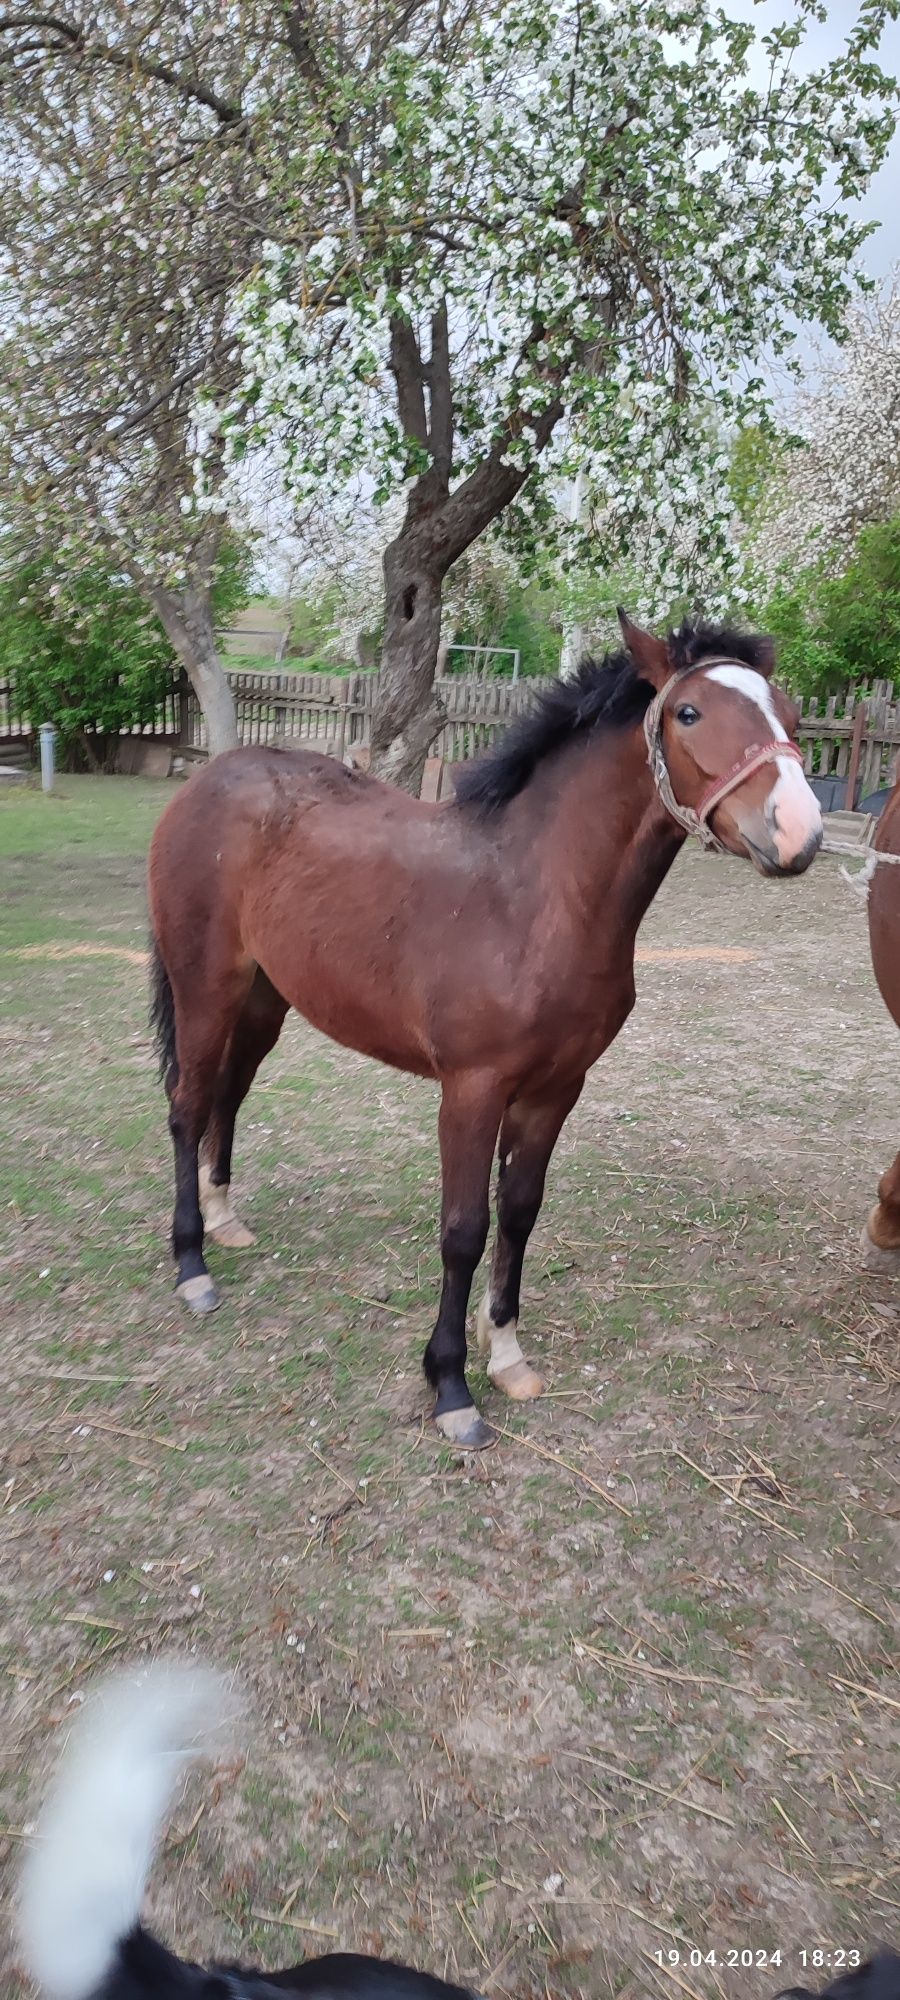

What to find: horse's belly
left=253, top=942, right=437, bottom=1078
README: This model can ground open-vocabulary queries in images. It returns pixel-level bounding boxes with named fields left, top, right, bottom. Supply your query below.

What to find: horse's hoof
left=207, top=1218, right=257, bottom=1249
left=176, top=1273, right=221, bottom=1314
left=434, top=1406, right=496, bottom=1450
left=488, top=1357, right=546, bottom=1400
left=861, top=1219, right=900, bottom=1275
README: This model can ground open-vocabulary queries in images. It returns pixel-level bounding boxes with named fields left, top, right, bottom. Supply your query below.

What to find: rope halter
left=642, top=659, right=806, bottom=855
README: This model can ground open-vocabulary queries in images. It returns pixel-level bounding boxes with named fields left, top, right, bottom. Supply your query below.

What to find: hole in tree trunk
left=402, top=584, right=417, bottom=621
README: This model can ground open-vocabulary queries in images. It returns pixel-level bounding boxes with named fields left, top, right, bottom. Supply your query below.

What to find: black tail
left=149, top=935, right=177, bottom=1087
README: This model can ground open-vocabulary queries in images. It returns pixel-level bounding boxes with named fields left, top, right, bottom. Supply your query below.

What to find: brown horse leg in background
left=863, top=1151, right=900, bottom=1272
left=422, top=1073, right=508, bottom=1449
left=199, top=970, right=289, bottom=1252
left=160, top=953, right=286, bottom=1314
left=862, top=789, right=900, bottom=1274
left=476, top=1082, right=584, bottom=1400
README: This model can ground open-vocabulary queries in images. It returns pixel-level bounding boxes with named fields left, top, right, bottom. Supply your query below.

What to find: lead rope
left=818, top=836, right=900, bottom=900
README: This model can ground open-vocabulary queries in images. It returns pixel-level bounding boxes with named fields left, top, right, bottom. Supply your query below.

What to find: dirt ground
left=2, top=776, right=900, bottom=2000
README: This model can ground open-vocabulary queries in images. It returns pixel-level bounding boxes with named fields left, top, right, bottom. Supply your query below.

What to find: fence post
left=845, top=695, right=867, bottom=811
left=337, top=678, right=351, bottom=761
left=861, top=681, right=889, bottom=800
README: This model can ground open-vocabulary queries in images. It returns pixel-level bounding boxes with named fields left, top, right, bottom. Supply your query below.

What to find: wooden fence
left=797, top=681, right=900, bottom=802
left=5, top=668, right=900, bottom=804
left=185, top=670, right=534, bottom=765
left=200, top=672, right=900, bottom=803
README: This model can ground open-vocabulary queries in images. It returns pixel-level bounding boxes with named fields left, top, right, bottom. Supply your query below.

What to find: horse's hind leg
left=424, top=1073, right=506, bottom=1450
left=862, top=1148, right=900, bottom=1273
left=165, top=977, right=253, bottom=1314
left=475, top=1079, right=584, bottom=1399
left=199, top=969, right=289, bottom=1248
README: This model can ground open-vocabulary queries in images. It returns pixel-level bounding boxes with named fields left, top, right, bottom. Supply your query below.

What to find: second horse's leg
left=199, top=970, right=289, bottom=1248
left=863, top=1147, right=900, bottom=1274
left=423, top=1073, right=506, bottom=1450
left=476, top=1080, right=584, bottom=1399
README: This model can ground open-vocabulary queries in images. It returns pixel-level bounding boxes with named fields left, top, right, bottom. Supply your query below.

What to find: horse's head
left=619, top=613, right=822, bottom=877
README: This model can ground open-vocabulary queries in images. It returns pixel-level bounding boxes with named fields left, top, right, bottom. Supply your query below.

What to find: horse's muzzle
left=743, top=824, right=823, bottom=877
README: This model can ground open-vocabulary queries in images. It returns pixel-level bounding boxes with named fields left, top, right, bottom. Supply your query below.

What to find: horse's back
left=156, top=742, right=380, bottom=819
left=148, top=744, right=376, bottom=943
left=149, top=744, right=429, bottom=877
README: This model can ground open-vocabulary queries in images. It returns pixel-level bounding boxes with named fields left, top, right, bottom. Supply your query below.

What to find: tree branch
left=102, top=358, right=211, bottom=438
left=0, top=12, right=246, bottom=126
left=388, top=312, right=429, bottom=451
left=436, top=393, right=565, bottom=569
left=426, top=300, right=453, bottom=485
left=283, top=0, right=350, bottom=151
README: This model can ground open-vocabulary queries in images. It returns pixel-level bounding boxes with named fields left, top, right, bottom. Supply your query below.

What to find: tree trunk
left=369, top=290, right=568, bottom=791
left=148, top=585, right=238, bottom=757
left=370, top=539, right=446, bottom=791
left=560, top=621, right=585, bottom=679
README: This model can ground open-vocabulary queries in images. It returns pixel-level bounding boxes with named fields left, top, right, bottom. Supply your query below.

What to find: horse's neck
left=517, top=727, right=684, bottom=952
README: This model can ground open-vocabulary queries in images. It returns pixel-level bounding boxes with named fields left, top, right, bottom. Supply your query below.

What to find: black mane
left=453, top=620, right=774, bottom=813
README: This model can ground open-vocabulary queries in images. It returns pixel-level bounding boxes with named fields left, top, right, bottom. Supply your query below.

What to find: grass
left=2, top=775, right=900, bottom=1998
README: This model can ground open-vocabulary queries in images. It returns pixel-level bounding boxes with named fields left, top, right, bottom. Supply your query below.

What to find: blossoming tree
left=0, top=6, right=266, bottom=750
left=751, top=272, right=900, bottom=583
left=1, top=1, right=897, bottom=779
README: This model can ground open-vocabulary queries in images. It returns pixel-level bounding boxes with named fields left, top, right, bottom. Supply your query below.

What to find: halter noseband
left=642, top=659, right=805, bottom=854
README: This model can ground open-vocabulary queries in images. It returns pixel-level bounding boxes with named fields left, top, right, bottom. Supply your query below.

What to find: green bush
left=452, top=583, right=561, bottom=676
left=1, top=563, right=174, bottom=757
left=0, top=541, right=251, bottom=759
left=752, top=515, right=900, bottom=701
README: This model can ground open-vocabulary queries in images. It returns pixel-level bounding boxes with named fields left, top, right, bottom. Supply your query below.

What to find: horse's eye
left=675, top=703, right=700, bottom=726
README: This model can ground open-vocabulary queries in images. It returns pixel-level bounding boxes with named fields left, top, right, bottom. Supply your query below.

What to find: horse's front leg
left=424, top=1073, right=506, bottom=1450
left=476, top=1078, right=585, bottom=1400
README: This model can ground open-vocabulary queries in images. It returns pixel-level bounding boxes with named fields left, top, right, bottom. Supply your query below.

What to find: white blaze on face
left=705, top=664, right=822, bottom=864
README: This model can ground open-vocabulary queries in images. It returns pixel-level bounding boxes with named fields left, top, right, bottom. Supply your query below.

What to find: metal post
left=39, top=722, right=56, bottom=793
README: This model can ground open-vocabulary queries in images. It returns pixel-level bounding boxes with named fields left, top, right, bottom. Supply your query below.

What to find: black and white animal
left=18, top=1662, right=477, bottom=2000
left=17, top=1658, right=899, bottom=2000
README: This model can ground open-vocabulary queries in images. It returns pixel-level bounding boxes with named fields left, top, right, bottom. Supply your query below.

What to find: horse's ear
left=752, top=635, right=776, bottom=679
left=617, top=609, right=671, bottom=690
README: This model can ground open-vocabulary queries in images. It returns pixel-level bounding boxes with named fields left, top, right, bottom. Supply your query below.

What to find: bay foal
left=148, top=615, right=822, bottom=1446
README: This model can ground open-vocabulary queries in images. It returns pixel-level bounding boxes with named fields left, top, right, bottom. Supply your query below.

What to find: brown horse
left=148, top=613, right=823, bottom=1447
left=861, top=789, right=900, bottom=1271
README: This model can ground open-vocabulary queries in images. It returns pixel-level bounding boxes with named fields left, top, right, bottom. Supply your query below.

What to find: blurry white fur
left=19, top=1661, right=235, bottom=2000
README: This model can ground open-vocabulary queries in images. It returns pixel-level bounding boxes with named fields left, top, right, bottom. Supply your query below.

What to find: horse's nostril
left=767, top=829, right=822, bottom=876
left=788, top=829, right=823, bottom=873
